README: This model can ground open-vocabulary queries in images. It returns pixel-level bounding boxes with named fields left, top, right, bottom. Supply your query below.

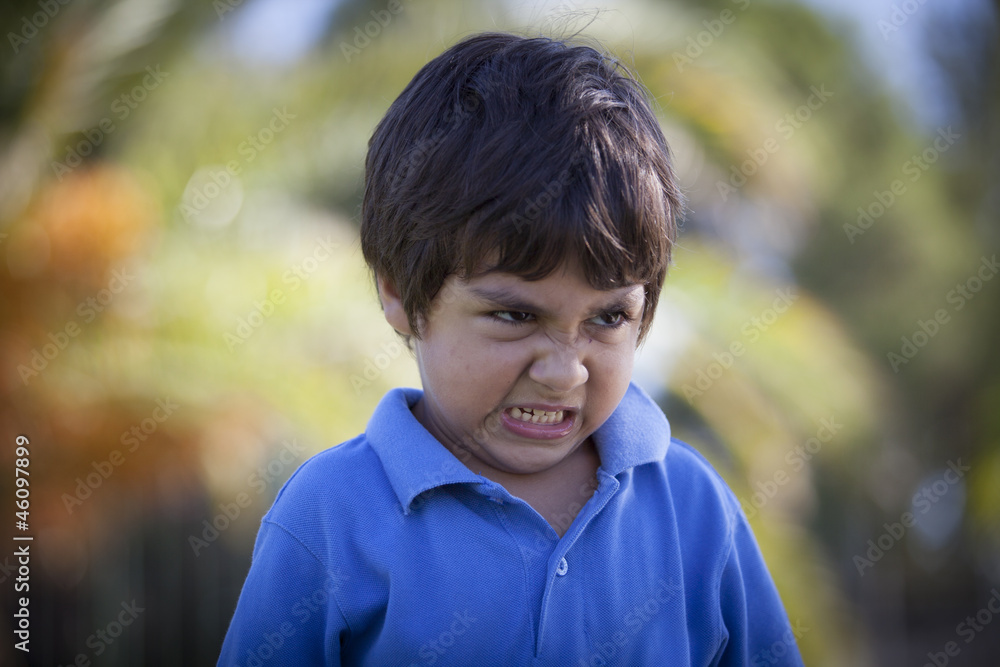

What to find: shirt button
left=556, top=557, right=568, bottom=576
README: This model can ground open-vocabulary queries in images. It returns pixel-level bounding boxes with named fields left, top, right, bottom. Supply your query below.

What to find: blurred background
left=1, top=0, right=998, bottom=664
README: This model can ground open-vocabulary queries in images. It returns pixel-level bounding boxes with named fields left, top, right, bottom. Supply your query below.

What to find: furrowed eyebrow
left=467, top=286, right=544, bottom=314
left=599, top=289, right=645, bottom=313
left=468, top=285, right=644, bottom=317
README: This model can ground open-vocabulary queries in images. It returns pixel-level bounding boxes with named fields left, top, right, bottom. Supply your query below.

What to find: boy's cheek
left=595, top=324, right=640, bottom=347
left=464, top=319, right=534, bottom=344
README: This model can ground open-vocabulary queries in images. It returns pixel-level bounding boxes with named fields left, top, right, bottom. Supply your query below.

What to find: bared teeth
left=509, top=407, right=565, bottom=424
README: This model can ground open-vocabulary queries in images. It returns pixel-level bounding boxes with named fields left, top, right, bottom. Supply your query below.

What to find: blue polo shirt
left=219, top=383, right=804, bottom=666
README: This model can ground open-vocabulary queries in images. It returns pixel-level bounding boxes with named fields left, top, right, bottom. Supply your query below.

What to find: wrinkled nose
left=528, top=340, right=589, bottom=393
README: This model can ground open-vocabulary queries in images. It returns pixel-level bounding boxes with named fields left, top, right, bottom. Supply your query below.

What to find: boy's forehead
left=456, top=268, right=645, bottom=309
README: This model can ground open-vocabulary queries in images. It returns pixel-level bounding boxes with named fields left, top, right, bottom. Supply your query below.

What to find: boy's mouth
left=508, top=406, right=565, bottom=424
left=500, top=405, right=576, bottom=440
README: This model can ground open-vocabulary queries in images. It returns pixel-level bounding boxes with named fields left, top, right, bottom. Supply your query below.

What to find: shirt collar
left=365, top=382, right=671, bottom=511
left=590, top=381, right=671, bottom=475
left=365, top=387, right=483, bottom=513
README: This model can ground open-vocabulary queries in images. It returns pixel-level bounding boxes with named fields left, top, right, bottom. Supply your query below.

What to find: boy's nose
left=528, top=343, right=589, bottom=393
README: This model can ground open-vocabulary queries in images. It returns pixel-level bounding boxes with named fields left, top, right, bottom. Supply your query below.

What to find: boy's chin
left=478, top=437, right=589, bottom=476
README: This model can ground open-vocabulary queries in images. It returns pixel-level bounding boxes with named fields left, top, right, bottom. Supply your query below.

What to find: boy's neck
left=412, top=397, right=600, bottom=537
left=489, top=437, right=600, bottom=538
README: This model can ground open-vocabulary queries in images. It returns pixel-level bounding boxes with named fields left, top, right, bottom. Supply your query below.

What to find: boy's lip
left=500, top=404, right=577, bottom=440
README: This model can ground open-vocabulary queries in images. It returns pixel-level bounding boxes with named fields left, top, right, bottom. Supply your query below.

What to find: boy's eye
left=491, top=310, right=534, bottom=324
left=590, top=311, right=630, bottom=328
left=489, top=310, right=632, bottom=328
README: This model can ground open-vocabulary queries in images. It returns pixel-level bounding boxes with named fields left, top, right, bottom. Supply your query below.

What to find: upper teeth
left=510, top=407, right=565, bottom=424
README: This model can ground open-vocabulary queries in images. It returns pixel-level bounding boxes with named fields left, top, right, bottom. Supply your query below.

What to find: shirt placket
left=533, top=472, right=620, bottom=662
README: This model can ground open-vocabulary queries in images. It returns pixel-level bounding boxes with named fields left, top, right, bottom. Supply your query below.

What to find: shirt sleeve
left=715, top=513, right=805, bottom=666
left=218, top=520, right=349, bottom=666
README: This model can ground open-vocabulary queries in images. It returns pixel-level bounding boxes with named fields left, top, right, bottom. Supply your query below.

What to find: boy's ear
left=376, top=273, right=414, bottom=336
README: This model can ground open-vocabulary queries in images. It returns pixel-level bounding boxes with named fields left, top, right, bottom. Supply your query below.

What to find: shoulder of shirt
left=662, top=437, right=742, bottom=534
left=262, top=433, right=388, bottom=525
left=662, top=440, right=755, bottom=650
left=662, top=437, right=747, bottom=640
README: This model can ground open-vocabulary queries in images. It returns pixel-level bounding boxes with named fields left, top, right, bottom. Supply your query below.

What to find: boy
left=220, top=32, right=804, bottom=665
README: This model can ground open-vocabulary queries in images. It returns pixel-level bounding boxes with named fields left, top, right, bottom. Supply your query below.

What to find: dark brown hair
left=361, top=31, right=682, bottom=343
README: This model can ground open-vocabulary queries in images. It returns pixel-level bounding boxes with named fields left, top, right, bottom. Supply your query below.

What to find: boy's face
left=378, top=259, right=645, bottom=476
